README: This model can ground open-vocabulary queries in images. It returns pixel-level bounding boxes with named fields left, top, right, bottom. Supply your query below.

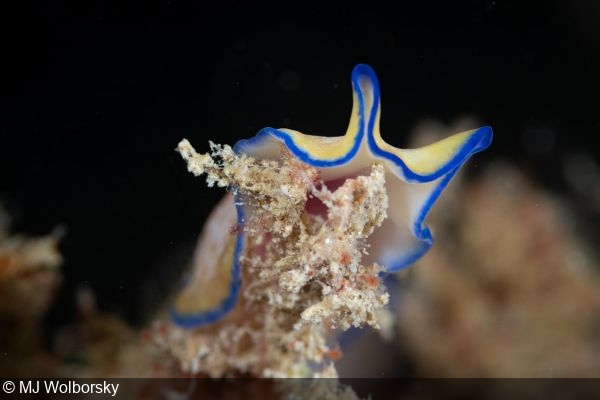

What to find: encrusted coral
left=0, top=206, right=63, bottom=377
left=157, top=139, right=390, bottom=378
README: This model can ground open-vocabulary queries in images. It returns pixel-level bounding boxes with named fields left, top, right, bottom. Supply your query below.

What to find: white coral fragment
left=166, top=139, right=392, bottom=379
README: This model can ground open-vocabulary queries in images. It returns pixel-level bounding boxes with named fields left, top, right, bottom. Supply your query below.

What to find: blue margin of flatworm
left=169, top=196, right=245, bottom=328
left=171, top=64, right=492, bottom=327
left=232, top=64, right=370, bottom=166
left=360, top=64, right=492, bottom=272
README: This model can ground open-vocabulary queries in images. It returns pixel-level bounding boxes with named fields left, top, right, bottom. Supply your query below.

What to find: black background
left=1, top=0, right=599, bottom=332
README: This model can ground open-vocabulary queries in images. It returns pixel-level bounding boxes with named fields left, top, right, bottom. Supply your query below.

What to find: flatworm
left=171, top=64, right=492, bottom=329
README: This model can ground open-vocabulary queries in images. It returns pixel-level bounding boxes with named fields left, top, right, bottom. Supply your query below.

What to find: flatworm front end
left=172, top=64, right=492, bottom=329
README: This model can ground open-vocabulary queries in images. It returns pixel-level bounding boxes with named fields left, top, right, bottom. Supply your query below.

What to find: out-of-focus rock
left=397, top=163, right=600, bottom=377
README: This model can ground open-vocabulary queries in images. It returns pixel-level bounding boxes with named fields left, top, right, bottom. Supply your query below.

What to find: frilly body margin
left=171, top=64, right=492, bottom=328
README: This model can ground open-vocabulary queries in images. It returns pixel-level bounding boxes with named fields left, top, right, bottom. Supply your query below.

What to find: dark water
left=0, top=1, right=598, bottom=341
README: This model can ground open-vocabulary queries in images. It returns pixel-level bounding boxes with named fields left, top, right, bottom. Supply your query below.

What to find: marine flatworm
left=172, top=64, right=492, bottom=329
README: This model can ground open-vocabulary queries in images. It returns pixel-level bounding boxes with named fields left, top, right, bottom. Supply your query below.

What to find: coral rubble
left=0, top=206, right=63, bottom=377
left=162, top=139, right=390, bottom=378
